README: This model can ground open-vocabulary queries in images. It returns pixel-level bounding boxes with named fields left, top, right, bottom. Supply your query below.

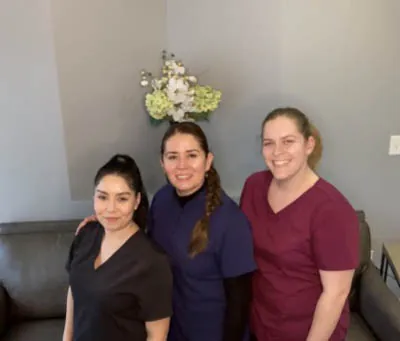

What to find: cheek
left=94, top=199, right=106, bottom=214
left=192, top=161, right=207, bottom=176
left=119, top=201, right=135, bottom=216
left=162, top=161, right=175, bottom=175
left=262, top=147, right=272, bottom=160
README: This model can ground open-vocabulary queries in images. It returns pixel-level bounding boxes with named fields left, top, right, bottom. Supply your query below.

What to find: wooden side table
left=380, top=241, right=400, bottom=287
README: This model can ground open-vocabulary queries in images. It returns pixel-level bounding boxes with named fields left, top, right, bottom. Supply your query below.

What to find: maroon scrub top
left=240, top=171, right=359, bottom=341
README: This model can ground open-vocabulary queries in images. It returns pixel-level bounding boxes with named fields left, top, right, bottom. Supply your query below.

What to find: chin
left=176, top=185, right=198, bottom=196
left=270, top=167, right=295, bottom=182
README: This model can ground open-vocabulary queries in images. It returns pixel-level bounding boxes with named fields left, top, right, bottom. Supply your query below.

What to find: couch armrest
left=0, top=285, right=7, bottom=336
left=359, top=263, right=400, bottom=341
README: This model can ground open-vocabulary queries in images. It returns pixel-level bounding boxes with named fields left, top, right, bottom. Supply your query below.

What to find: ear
left=205, top=152, right=214, bottom=172
left=134, top=192, right=141, bottom=211
left=160, top=158, right=165, bottom=172
left=305, top=135, right=316, bottom=156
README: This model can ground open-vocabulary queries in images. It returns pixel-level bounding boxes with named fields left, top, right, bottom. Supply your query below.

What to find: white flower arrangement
left=140, top=51, right=222, bottom=124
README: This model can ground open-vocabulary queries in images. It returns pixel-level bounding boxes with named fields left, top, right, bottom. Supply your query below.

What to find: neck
left=103, top=223, right=138, bottom=241
left=273, top=165, right=317, bottom=193
left=176, top=180, right=206, bottom=197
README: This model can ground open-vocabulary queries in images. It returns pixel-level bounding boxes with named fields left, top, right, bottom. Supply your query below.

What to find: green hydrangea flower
left=193, top=85, right=222, bottom=113
left=145, top=90, right=173, bottom=120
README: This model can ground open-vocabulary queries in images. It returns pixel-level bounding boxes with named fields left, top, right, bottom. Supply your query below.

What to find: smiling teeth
left=177, top=175, right=190, bottom=179
left=274, top=161, right=289, bottom=166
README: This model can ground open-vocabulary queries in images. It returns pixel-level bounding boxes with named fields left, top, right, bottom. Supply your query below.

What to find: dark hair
left=161, top=122, right=222, bottom=257
left=261, top=107, right=323, bottom=170
left=94, top=154, right=149, bottom=230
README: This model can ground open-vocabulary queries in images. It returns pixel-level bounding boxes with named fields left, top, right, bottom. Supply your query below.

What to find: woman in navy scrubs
left=64, top=155, right=172, bottom=341
left=240, top=108, right=359, bottom=341
left=76, top=123, right=257, bottom=341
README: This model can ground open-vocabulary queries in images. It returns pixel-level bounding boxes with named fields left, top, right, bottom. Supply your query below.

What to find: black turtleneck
left=175, top=185, right=253, bottom=341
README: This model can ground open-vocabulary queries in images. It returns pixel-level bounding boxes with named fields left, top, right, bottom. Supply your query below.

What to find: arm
left=222, top=273, right=253, bottom=341
left=306, top=270, right=354, bottom=341
left=145, top=318, right=170, bottom=341
left=139, top=255, right=173, bottom=341
left=309, top=200, right=359, bottom=341
left=62, top=287, right=74, bottom=341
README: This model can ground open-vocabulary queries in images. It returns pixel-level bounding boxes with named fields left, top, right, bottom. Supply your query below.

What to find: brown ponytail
left=189, top=166, right=222, bottom=257
left=160, top=122, right=223, bottom=257
left=262, top=107, right=323, bottom=171
left=308, top=123, right=323, bottom=170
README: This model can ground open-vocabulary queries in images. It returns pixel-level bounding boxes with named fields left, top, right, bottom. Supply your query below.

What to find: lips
left=104, top=217, right=119, bottom=223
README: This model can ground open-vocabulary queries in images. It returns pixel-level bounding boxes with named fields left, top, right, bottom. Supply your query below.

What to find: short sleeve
left=311, top=200, right=360, bottom=271
left=65, top=233, right=82, bottom=273
left=138, top=255, right=173, bottom=321
left=65, top=222, right=97, bottom=273
left=218, top=210, right=257, bottom=278
left=65, top=239, right=75, bottom=273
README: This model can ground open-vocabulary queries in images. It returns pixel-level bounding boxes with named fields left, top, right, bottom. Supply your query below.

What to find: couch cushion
left=0, top=220, right=79, bottom=320
left=349, top=211, right=371, bottom=310
left=2, top=319, right=64, bottom=341
left=346, top=313, right=376, bottom=341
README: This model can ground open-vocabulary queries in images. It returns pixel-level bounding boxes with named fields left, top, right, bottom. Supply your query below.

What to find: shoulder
left=214, top=191, right=252, bottom=230
left=150, top=184, right=174, bottom=207
left=243, top=170, right=271, bottom=189
left=74, top=221, right=100, bottom=244
left=136, top=231, right=170, bottom=264
left=135, top=231, right=172, bottom=275
left=311, top=178, right=358, bottom=227
left=313, top=178, right=355, bottom=212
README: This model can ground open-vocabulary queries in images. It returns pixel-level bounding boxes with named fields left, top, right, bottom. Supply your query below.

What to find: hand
left=76, top=215, right=97, bottom=235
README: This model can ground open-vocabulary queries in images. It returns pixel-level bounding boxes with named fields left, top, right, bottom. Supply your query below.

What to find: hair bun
left=111, top=154, right=134, bottom=165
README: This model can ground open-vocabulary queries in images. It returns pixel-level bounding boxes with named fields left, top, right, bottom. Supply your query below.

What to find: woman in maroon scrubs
left=240, top=107, right=359, bottom=341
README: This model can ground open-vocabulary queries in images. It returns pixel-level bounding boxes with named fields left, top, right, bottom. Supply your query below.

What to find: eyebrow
left=165, top=149, right=200, bottom=154
left=95, top=190, right=132, bottom=196
left=263, top=135, right=297, bottom=141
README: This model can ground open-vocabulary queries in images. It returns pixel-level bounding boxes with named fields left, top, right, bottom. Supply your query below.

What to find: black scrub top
left=66, top=222, right=173, bottom=341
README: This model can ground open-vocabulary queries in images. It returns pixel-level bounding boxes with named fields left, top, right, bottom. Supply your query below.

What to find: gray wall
left=51, top=0, right=167, bottom=199
left=167, top=0, right=400, bottom=243
left=1, top=0, right=399, bottom=249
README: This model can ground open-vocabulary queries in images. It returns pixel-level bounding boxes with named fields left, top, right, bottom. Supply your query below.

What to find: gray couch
left=346, top=211, right=400, bottom=340
left=0, top=212, right=399, bottom=340
left=0, top=220, right=78, bottom=341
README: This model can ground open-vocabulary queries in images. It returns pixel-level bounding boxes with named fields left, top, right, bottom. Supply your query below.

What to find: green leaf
left=149, top=116, right=164, bottom=126
left=189, top=111, right=212, bottom=121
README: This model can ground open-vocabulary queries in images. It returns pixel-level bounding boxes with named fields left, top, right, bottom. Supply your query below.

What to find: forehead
left=263, top=116, right=300, bottom=139
left=164, top=133, right=202, bottom=152
left=95, top=174, right=133, bottom=193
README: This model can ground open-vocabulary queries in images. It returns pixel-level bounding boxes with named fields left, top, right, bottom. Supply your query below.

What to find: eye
left=284, top=139, right=295, bottom=145
left=97, top=195, right=107, bottom=200
left=188, top=153, right=198, bottom=158
left=263, top=141, right=273, bottom=147
left=166, top=155, right=177, bottom=160
left=118, top=197, right=129, bottom=202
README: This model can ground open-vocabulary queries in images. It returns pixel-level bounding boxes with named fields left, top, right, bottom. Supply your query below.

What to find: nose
left=106, top=199, right=117, bottom=212
left=176, top=156, right=188, bottom=169
left=272, top=142, right=285, bottom=156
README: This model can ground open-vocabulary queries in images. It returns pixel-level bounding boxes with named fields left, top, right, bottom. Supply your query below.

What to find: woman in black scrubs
left=62, top=154, right=173, bottom=341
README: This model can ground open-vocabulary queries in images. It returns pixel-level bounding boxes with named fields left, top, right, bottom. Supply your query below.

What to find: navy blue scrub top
left=148, top=184, right=257, bottom=341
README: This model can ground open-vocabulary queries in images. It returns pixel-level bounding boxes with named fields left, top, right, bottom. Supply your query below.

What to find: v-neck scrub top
left=240, top=171, right=359, bottom=341
left=66, top=222, right=173, bottom=341
left=148, top=184, right=257, bottom=341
